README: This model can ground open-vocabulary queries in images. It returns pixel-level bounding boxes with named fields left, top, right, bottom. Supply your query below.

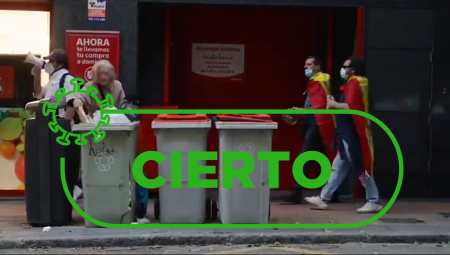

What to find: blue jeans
left=320, top=137, right=380, bottom=204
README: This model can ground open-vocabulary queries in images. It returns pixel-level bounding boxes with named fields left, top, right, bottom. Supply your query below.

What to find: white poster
left=88, top=0, right=106, bottom=22
left=192, top=43, right=245, bottom=78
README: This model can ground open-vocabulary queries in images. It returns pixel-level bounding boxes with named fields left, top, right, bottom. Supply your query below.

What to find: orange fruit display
left=0, top=141, right=16, bottom=159
left=15, top=154, right=25, bottom=184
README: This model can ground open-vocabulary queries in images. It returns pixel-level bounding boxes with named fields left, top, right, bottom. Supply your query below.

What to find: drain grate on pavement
left=378, top=218, right=425, bottom=224
left=439, top=212, right=450, bottom=219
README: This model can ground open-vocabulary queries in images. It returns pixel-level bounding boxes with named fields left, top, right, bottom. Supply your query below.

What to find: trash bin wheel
left=205, top=199, right=211, bottom=219
left=211, top=200, right=218, bottom=220
left=154, top=199, right=160, bottom=220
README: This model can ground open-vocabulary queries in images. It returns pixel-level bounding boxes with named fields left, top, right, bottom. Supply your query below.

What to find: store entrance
left=137, top=3, right=359, bottom=191
left=168, top=5, right=358, bottom=190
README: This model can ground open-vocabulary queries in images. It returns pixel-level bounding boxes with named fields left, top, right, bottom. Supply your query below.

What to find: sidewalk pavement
left=1, top=198, right=450, bottom=249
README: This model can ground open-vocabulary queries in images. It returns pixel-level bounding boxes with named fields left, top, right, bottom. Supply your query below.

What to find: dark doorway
left=364, top=8, right=433, bottom=198
left=430, top=8, right=450, bottom=198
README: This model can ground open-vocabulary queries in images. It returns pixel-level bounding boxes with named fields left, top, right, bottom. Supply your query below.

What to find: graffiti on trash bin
left=88, top=140, right=116, bottom=172
left=88, top=140, right=117, bottom=157
left=94, top=152, right=114, bottom=172
left=239, top=142, right=255, bottom=155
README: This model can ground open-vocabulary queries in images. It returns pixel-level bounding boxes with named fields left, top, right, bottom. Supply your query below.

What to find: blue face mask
left=305, top=68, right=314, bottom=78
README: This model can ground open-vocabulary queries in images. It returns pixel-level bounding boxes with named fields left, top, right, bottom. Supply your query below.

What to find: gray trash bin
left=152, top=114, right=211, bottom=224
left=214, top=114, right=278, bottom=224
left=72, top=121, right=140, bottom=227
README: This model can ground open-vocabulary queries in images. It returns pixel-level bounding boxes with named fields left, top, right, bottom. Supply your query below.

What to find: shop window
left=0, top=10, right=50, bottom=191
left=0, top=10, right=51, bottom=86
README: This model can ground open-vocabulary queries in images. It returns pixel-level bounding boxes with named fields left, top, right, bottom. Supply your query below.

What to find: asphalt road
left=1, top=243, right=450, bottom=254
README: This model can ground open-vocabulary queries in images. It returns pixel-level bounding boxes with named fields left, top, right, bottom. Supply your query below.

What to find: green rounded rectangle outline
left=60, top=109, right=403, bottom=229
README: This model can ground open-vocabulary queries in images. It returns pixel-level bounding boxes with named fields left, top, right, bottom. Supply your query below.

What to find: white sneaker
left=137, top=217, right=151, bottom=224
left=304, top=196, right=329, bottom=210
left=357, top=202, right=383, bottom=214
left=73, top=185, right=83, bottom=201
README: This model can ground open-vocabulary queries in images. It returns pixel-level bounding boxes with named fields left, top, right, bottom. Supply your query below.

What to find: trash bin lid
left=214, top=115, right=277, bottom=130
left=154, top=114, right=210, bottom=122
left=73, top=121, right=140, bottom=132
left=216, top=114, right=273, bottom=122
left=152, top=114, right=211, bottom=129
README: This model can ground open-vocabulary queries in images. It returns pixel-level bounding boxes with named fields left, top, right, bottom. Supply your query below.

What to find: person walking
left=282, top=56, right=336, bottom=205
left=305, top=57, right=383, bottom=213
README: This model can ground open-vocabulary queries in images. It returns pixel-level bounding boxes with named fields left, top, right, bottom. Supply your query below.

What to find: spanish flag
left=341, top=75, right=374, bottom=176
left=307, top=72, right=336, bottom=163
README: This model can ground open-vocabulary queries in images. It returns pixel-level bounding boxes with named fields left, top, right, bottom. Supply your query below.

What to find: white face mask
left=340, top=68, right=348, bottom=80
left=44, top=62, right=55, bottom=75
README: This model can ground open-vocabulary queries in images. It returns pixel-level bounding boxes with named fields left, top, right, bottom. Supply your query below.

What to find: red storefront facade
left=1, top=0, right=449, bottom=199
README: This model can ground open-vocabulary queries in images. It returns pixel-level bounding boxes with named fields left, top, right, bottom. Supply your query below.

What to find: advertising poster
left=66, top=30, right=120, bottom=82
left=0, top=108, right=35, bottom=190
left=192, top=43, right=245, bottom=81
left=88, top=0, right=106, bottom=22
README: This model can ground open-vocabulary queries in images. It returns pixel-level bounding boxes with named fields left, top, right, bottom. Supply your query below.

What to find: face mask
left=44, top=62, right=55, bottom=75
left=305, top=68, right=314, bottom=78
left=340, top=68, right=348, bottom=80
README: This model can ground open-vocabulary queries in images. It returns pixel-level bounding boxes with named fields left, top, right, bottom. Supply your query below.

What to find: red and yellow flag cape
left=341, top=75, right=374, bottom=176
left=307, top=72, right=336, bottom=163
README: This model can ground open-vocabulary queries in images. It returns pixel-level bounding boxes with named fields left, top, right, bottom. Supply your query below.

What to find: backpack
left=58, top=73, right=74, bottom=114
left=59, top=73, right=85, bottom=91
left=95, top=82, right=139, bottom=123
left=119, top=96, right=140, bottom=122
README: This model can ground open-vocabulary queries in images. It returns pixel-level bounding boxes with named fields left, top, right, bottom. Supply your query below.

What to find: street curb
left=1, top=232, right=449, bottom=249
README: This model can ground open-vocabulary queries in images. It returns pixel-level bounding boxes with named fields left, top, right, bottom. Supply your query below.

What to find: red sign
left=66, top=30, right=120, bottom=82
left=0, top=66, right=15, bottom=99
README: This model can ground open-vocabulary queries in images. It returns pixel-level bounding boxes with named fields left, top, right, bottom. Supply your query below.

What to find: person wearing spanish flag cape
left=305, top=57, right=382, bottom=213
left=281, top=56, right=337, bottom=205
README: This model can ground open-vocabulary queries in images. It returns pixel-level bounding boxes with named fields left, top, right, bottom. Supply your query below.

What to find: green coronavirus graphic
left=42, top=78, right=114, bottom=146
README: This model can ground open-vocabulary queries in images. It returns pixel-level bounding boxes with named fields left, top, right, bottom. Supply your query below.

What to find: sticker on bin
left=94, top=152, right=114, bottom=172
left=152, top=114, right=212, bottom=129
left=239, top=142, right=256, bottom=155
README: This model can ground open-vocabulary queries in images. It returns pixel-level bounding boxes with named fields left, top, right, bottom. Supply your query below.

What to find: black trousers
left=58, top=115, right=82, bottom=191
left=294, top=122, right=327, bottom=188
left=66, top=136, right=82, bottom=193
left=71, top=138, right=82, bottom=189
left=76, top=177, right=83, bottom=188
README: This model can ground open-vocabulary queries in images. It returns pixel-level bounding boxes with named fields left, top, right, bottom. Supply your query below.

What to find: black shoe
left=279, top=191, right=303, bottom=205
left=330, top=193, right=340, bottom=203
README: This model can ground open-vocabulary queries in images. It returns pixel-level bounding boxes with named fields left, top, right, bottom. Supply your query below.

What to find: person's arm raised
left=32, top=65, right=46, bottom=98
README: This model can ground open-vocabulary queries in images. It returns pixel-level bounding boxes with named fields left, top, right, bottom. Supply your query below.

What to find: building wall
left=53, top=0, right=138, bottom=95
left=364, top=8, right=433, bottom=198
left=51, top=0, right=449, bottom=198
left=429, top=8, right=450, bottom=197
